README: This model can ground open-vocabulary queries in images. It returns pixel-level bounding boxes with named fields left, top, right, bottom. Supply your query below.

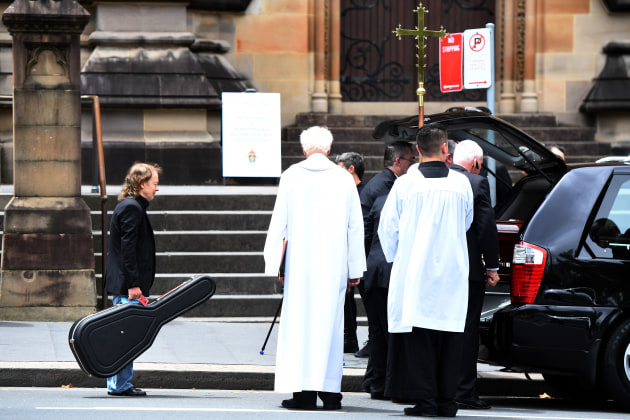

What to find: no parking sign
left=463, top=28, right=492, bottom=89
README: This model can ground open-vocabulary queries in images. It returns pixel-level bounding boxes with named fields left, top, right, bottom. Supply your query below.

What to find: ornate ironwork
left=341, top=0, right=390, bottom=17
left=340, top=33, right=409, bottom=101
left=442, top=0, right=494, bottom=16
left=340, top=0, right=494, bottom=102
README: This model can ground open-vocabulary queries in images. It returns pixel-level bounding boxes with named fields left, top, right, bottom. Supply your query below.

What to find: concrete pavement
left=0, top=318, right=547, bottom=397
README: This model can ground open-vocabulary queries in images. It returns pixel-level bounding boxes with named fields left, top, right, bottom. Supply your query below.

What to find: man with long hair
left=105, top=162, right=161, bottom=397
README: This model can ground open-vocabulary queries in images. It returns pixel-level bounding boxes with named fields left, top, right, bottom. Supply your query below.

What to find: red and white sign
left=463, top=28, right=492, bottom=89
left=439, top=33, right=463, bottom=93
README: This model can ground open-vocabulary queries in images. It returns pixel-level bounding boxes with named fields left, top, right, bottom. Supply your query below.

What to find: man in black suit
left=450, top=140, right=500, bottom=410
left=336, top=152, right=366, bottom=353
left=105, top=162, right=161, bottom=397
left=359, top=141, right=414, bottom=388
left=360, top=193, right=393, bottom=399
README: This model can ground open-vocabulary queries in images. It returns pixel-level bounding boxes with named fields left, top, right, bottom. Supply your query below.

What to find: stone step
left=156, top=294, right=366, bottom=318
left=95, top=273, right=281, bottom=296
left=92, top=230, right=267, bottom=253
left=294, top=113, right=406, bottom=128
left=282, top=155, right=385, bottom=172
left=94, top=252, right=265, bottom=274
left=498, top=113, right=559, bottom=127
left=90, top=210, right=272, bottom=232
left=285, top=126, right=378, bottom=142
left=83, top=193, right=277, bottom=212
left=520, top=126, right=597, bottom=143
left=282, top=140, right=387, bottom=156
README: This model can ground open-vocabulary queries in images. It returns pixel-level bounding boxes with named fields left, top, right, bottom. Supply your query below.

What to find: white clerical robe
left=379, top=168, right=473, bottom=333
left=264, top=153, right=366, bottom=393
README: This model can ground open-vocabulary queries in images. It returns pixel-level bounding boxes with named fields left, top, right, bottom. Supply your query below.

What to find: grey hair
left=335, top=152, right=365, bottom=180
left=453, top=139, right=483, bottom=164
left=300, top=126, right=333, bottom=155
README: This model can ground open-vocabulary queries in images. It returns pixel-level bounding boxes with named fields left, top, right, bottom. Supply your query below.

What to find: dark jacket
left=450, top=164, right=499, bottom=283
left=364, top=194, right=392, bottom=290
left=105, top=196, right=156, bottom=296
left=360, top=168, right=397, bottom=254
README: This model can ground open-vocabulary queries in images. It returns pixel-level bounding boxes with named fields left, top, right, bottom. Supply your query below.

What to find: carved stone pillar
left=311, top=0, right=328, bottom=112
left=0, top=0, right=96, bottom=321
left=327, top=0, right=342, bottom=114
left=498, top=0, right=516, bottom=113
left=520, top=0, right=539, bottom=112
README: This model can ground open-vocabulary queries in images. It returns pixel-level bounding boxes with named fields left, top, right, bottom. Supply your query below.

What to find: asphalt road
left=1, top=387, right=628, bottom=420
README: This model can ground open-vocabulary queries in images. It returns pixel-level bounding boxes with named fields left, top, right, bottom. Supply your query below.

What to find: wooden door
left=340, top=0, right=495, bottom=102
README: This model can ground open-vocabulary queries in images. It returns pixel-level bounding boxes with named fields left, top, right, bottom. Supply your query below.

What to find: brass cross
left=394, top=4, right=446, bottom=127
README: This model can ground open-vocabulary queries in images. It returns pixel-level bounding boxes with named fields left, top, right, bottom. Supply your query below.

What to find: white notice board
left=222, top=92, right=282, bottom=178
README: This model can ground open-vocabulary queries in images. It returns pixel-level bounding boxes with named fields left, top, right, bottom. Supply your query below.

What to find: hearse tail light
left=511, top=242, right=547, bottom=305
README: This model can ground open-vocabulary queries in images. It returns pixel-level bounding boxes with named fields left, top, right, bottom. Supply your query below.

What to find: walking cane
left=260, top=240, right=287, bottom=355
left=260, top=297, right=282, bottom=355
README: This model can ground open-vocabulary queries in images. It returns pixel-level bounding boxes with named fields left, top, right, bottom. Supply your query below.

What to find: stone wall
left=533, top=0, right=630, bottom=129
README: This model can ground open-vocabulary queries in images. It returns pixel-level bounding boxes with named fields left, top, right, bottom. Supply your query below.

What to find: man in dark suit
left=336, top=152, right=366, bottom=353
left=360, top=193, right=393, bottom=399
left=359, top=141, right=414, bottom=385
left=105, top=162, right=161, bottom=397
left=450, top=140, right=500, bottom=409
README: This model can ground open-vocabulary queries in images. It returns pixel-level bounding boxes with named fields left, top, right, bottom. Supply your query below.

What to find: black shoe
left=281, top=398, right=316, bottom=410
left=456, top=397, right=491, bottom=409
left=318, top=391, right=342, bottom=410
left=108, top=387, right=146, bottom=397
left=344, top=339, right=359, bottom=353
left=354, top=340, right=371, bottom=358
left=403, top=405, right=437, bottom=417
left=370, top=392, right=390, bottom=400
left=322, top=402, right=342, bottom=410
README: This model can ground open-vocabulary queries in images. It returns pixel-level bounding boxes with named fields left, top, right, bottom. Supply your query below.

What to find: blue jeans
left=106, top=295, right=138, bottom=393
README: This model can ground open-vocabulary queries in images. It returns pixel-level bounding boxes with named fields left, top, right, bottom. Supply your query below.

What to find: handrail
left=81, top=95, right=109, bottom=309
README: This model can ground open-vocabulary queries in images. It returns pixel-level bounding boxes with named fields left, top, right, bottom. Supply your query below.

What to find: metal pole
left=486, top=22, right=497, bottom=208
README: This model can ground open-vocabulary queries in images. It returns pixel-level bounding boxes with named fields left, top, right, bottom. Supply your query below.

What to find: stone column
left=498, top=0, right=516, bottom=113
left=520, top=0, right=539, bottom=112
left=311, top=0, right=328, bottom=112
left=0, top=0, right=96, bottom=321
left=327, top=0, right=342, bottom=114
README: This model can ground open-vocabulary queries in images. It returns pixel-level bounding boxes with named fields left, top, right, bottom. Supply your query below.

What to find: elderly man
left=264, top=126, right=366, bottom=411
left=450, top=140, right=500, bottom=410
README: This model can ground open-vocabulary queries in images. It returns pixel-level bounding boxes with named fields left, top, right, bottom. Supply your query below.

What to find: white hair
left=300, top=126, right=333, bottom=155
left=453, top=139, right=483, bottom=164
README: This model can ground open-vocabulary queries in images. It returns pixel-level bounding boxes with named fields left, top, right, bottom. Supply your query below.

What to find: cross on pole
left=394, top=4, right=446, bottom=127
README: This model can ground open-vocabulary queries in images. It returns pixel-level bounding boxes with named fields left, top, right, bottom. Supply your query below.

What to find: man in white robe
left=264, top=126, right=366, bottom=411
left=378, top=123, right=473, bottom=417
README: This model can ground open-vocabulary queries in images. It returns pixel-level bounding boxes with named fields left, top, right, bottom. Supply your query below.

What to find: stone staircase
left=0, top=112, right=616, bottom=320
left=283, top=112, right=613, bottom=185
left=84, top=188, right=281, bottom=318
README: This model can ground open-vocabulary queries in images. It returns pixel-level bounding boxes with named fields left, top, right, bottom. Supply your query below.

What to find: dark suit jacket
left=450, top=164, right=499, bottom=283
left=360, top=168, right=396, bottom=254
left=105, top=196, right=156, bottom=297
left=364, top=194, right=392, bottom=290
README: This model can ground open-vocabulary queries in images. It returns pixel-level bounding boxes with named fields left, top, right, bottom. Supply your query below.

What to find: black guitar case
left=68, top=274, right=216, bottom=378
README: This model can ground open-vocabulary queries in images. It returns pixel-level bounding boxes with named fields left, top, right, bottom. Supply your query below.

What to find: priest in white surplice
left=264, top=126, right=366, bottom=411
left=378, top=123, right=473, bottom=417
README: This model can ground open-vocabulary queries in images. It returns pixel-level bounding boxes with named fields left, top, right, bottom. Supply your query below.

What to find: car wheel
left=542, top=373, right=603, bottom=401
left=601, top=318, right=630, bottom=411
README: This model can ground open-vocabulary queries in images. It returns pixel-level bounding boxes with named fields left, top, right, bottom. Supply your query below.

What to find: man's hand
left=486, top=270, right=500, bottom=287
left=128, top=286, right=143, bottom=300
left=348, top=278, right=360, bottom=288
